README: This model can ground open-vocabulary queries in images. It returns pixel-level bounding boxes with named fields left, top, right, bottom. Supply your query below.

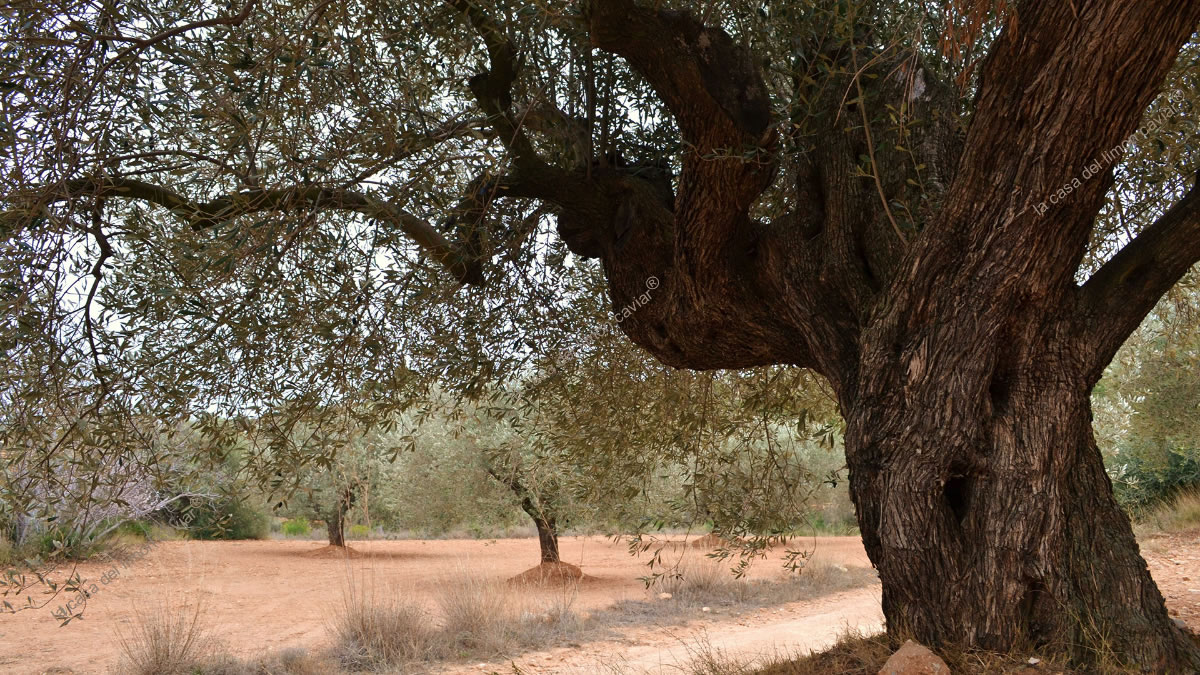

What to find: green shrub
left=806, top=512, right=859, bottom=536
left=146, top=523, right=186, bottom=542
left=188, top=497, right=270, bottom=540
left=348, top=524, right=370, bottom=540
left=282, top=518, right=312, bottom=537
left=1111, top=445, right=1200, bottom=510
left=36, top=524, right=94, bottom=559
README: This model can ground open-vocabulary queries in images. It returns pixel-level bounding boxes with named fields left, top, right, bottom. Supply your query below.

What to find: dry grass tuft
left=1139, top=489, right=1200, bottom=535
left=328, top=578, right=434, bottom=670
left=628, top=553, right=876, bottom=619
left=651, top=554, right=743, bottom=600
left=436, top=573, right=521, bottom=655
left=753, top=629, right=893, bottom=674
left=257, top=647, right=342, bottom=675
left=436, top=570, right=586, bottom=656
left=114, top=598, right=214, bottom=675
left=681, top=632, right=768, bottom=675
left=326, top=567, right=587, bottom=669
left=113, top=596, right=380, bottom=674
left=195, top=647, right=342, bottom=675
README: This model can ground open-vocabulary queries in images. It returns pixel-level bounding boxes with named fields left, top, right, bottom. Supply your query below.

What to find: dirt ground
left=1, top=531, right=1197, bottom=674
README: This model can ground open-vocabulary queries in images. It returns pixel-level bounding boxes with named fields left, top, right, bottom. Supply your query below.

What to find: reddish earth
left=1, top=531, right=1196, bottom=674
left=1141, top=530, right=1200, bottom=630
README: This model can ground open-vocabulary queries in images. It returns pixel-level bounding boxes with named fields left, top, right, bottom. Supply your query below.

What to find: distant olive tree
left=1095, top=278, right=1200, bottom=508
left=261, top=412, right=404, bottom=548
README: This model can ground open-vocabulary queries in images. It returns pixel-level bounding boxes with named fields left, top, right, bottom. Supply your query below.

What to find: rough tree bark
left=531, top=510, right=560, bottom=564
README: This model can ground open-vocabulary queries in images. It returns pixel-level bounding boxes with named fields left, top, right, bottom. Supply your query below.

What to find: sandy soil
left=2, top=531, right=1197, bottom=675
left=0, top=534, right=871, bottom=674
left=441, top=585, right=886, bottom=674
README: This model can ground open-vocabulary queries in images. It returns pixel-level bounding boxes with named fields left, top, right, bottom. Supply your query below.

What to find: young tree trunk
left=327, top=501, right=345, bottom=548
left=327, top=487, right=356, bottom=548
left=531, top=510, right=560, bottom=564
left=485, top=465, right=562, bottom=564
left=844, top=334, right=1200, bottom=671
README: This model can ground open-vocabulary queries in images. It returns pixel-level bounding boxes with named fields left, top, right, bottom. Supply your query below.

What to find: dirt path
left=1141, top=530, right=1200, bottom=630
left=441, top=585, right=884, bottom=674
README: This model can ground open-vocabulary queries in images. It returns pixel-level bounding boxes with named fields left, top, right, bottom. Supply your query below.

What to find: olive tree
left=4, top=0, right=1200, bottom=667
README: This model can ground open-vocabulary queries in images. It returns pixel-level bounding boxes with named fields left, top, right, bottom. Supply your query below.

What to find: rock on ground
left=877, top=639, right=951, bottom=675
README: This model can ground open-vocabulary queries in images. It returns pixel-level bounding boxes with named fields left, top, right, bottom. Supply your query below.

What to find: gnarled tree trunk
left=846, top=319, right=1195, bottom=666
left=327, top=505, right=345, bottom=548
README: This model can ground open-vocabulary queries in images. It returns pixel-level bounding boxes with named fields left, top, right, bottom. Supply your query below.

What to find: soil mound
left=302, top=544, right=363, bottom=559
left=508, top=561, right=587, bottom=586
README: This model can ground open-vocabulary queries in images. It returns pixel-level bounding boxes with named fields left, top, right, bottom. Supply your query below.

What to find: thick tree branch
left=1078, top=179, right=1200, bottom=378
left=586, top=0, right=776, bottom=271
left=345, top=115, right=490, bottom=186
left=96, top=1, right=257, bottom=53
left=851, top=1, right=1200, bottom=403
left=911, top=0, right=1200, bottom=304
left=83, top=202, right=113, bottom=394
left=484, top=463, right=540, bottom=516
left=3, top=178, right=484, bottom=285
left=469, top=1, right=831, bottom=373
left=585, top=0, right=771, bottom=144
left=441, top=2, right=818, bottom=374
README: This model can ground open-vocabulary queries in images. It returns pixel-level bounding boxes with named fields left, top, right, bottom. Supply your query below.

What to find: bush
left=116, top=520, right=153, bottom=539
left=347, top=524, right=370, bottom=540
left=805, top=511, right=859, bottom=536
left=146, top=523, right=187, bottom=542
left=35, top=523, right=94, bottom=560
left=188, top=497, right=269, bottom=540
left=1110, top=444, right=1200, bottom=510
left=281, top=518, right=311, bottom=537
